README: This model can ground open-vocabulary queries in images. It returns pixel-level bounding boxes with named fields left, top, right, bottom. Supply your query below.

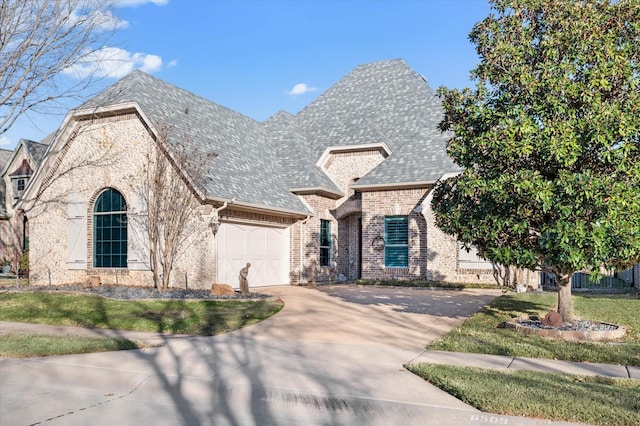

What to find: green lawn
left=0, top=292, right=283, bottom=335
left=428, top=292, right=640, bottom=365
left=413, top=291, right=640, bottom=425
left=408, top=363, right=640, bottom=426
left=0, top=334, right=142, bottom=358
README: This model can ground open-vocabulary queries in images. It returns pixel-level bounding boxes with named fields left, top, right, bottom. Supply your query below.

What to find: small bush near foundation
left=355, top=279, right=501, bottom=290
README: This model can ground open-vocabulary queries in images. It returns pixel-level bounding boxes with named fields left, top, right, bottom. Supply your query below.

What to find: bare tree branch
left=133, top=123, right=217, bottom=290
left=0, top=0, right=118, bottom=134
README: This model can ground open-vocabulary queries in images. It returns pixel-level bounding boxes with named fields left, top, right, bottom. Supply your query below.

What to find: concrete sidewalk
left=409, top=349, right=640, bottom=380
left=1, top=321, right=589, bottom=426
left=0, top=285, right=622, bottom=425
left=3, top=320, right=638, bottom=381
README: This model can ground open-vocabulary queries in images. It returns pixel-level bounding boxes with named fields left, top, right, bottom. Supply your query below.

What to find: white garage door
left=217, top=223, right=290, bottom=288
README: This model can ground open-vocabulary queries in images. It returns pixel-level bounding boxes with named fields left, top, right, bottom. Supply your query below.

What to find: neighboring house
left=0, top=136, right=51, bottom=269
left=20, top=59, right=541, bottom=288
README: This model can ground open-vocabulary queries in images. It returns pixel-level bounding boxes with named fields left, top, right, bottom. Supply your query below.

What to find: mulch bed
left=0, top=285, right=272, bottom=301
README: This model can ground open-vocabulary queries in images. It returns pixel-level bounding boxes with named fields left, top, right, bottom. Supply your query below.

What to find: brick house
left=20, top=59, right=541, bottom=288
left=0, top=136, right=51, bottom=270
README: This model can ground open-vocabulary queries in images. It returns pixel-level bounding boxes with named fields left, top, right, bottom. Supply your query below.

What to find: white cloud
left=0, top=136, right=12, bottom=147
left=114, top=0, right=169, bottom=7
left=139, top=53, right=162, bottom=73
left=69, top=9, right=129, bottom=31
left=167, top=59, right=178, bottom=68
left=63, top=47, right=163, bottom=79
left=286, top=83, right=318, bottom=96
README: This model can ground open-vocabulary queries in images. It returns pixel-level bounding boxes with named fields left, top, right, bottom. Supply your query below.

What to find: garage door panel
left=217, top=223, right=289, bottom=287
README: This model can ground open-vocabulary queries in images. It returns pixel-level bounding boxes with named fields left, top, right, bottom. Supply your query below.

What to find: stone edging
left=503, top=316, right=626, bottom=342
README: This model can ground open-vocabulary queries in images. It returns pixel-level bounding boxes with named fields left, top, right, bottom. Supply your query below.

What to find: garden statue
left=239, top=262, right=251, bottom=295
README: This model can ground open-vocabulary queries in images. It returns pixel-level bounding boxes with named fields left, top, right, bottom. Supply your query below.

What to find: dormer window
left=15, top=178, right=26, bottom=198
left=9, top=159, right=33, bottom=200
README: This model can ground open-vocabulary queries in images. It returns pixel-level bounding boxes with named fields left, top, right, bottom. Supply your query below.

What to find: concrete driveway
left=1, top=285, right=508, bottom=425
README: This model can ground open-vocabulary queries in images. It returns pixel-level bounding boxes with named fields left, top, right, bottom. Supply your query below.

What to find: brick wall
left=361, top=188, right=428, bottom=279
left=323, top=148, right=386, bottom=203
left=298, top=194, right=338, bottom=284
left=2, top=144, right=33, bottom=265
left=421, top=193, right=539, bottom=286
left=29, top=113, right=217, bottom=288
left=292, top=148, right=388, bottom=284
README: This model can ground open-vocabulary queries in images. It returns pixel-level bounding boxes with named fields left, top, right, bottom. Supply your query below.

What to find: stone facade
left=287, top=149, right=544, bottom=287
left=21, top=60, right=546, bottom=289
left=27, top=116, right=542, bottom=288
left=28, top=113, right=218, bottom=288
left=292, top=147, right=388, bottom=284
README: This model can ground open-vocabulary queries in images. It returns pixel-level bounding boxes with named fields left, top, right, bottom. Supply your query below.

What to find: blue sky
left=2, top=0, right=492, bottom=149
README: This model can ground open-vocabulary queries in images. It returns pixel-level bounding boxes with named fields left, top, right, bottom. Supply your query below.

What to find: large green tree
left=432, top=0, right=640, bottom=323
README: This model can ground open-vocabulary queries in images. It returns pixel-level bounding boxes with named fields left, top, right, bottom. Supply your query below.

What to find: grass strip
left=408, top=363, right=640, bottom=426
left=428, top=292, right=640, bottom=365
left=0, top=292, right=283, bottom=335
left=0, top=334, right=141, bottom=358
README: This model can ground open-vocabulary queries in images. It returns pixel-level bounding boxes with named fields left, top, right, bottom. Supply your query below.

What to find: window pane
left=320, top=220, right=331, bottom=246
left=95, top=189, right=126, bottom=213
left=320, top=247, right=330, bottom=267
left=94, top=190, right=128, bottom=268
left=320, top=219, right=331, bottom=266
left=385, top=216, right=408, bottom=244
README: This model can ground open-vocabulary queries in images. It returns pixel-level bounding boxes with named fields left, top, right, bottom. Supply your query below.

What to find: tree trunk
left=556, top=273, right=575, bottom=324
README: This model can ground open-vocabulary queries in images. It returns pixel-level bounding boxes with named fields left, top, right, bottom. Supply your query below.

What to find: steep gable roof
left=0, top=148, right=12, bottom=171
left=292, top=59, right=461, bottom=188
left=8, top=159, right=33, bottom=177
left=0, top=136, right=52, bottom=218
left=263, top=111, right=341, bottom=196
left=23, top=138, right=51, bottom=168
left=33, top=59, right=458, bottom=216
left=78, top=71, right=310, bottom=214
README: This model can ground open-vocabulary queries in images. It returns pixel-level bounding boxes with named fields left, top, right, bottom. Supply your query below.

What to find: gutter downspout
left=209, top=199, right=233, bottom=284
left=299, top=215, right=312, bottom=285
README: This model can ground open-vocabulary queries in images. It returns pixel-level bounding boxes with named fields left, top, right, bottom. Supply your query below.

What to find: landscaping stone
left=211, top=283, right=235, bottom=296
left=504, top=316, right=626, bottom=342
left=1, top=285, right=271, bottom=300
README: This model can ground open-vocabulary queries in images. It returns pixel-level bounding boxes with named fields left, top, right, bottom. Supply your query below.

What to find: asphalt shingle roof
left=263, top=111, right=341, bottom=194
left=73, top=59, right=458, bottom=215
left=292, top=59, right=461, bottom=188
left=79, top=71, right=310, bottom=214
left=23, top=138, right=51, bottom=168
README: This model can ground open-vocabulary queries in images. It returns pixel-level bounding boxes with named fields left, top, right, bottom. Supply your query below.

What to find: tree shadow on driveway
left=315, top=284, right=502, bottom=317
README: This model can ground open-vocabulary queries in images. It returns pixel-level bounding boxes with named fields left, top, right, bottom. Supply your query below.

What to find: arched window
left=93, top=189, right=127, bottom=268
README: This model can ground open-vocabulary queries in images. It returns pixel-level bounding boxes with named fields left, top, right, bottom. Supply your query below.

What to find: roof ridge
left=296, top=59, right=412, bottom=119
left=128, top=70, right=260, bottom=125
